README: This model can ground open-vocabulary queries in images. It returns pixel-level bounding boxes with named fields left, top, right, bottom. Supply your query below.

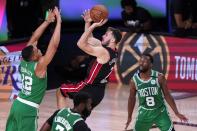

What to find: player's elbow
left=77, top=41, right=81, bottom=47
left=77, top=41, right=85, bottom=49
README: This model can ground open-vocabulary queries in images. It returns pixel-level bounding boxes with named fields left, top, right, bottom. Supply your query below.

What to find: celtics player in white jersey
left=6, top=7, right=61, bottom=131
left=125, top=54, right=188, bottom=131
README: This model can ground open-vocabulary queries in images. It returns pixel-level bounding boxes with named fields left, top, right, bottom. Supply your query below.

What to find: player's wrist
left=45, top=19, right=51, bottom=24
left=174, top=111, right=179, bottom=115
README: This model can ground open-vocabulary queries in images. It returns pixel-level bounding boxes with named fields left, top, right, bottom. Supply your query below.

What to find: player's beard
left=139, top=66, right=149, bottom=73
left=102, top=38, right=110, bottom=47
left=82, top=107, right=91, bottom=119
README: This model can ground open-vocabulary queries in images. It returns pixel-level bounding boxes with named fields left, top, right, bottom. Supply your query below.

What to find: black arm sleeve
left=73, top=120, right=91, bottom=131
left=46, top=110, right=60, bottom=126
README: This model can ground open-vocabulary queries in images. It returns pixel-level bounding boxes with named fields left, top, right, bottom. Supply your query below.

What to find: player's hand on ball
left=82, top=9, right=92, bottom=23
left=92, top=19, right=108, bottom=27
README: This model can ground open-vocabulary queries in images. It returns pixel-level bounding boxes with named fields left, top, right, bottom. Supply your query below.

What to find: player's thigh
left=80, top=85, right=105, bottom=108
left=19, top=116, right=38, bottom=131
left=6, top=108, right=17, bottom=131
left=6, top=100, right=23, bottom=131
left=154, top=109, right=174, bottom=131
left=134, top=120, right=152, bottom=131
left=16, top=100, right=38, bottom=131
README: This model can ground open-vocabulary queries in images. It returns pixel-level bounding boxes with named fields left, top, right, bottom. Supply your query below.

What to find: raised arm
left=77, top=19, right=107, bottom=57
left=159, top=74, right=188, bottom=122
left=81, top=9, right=92, bottom=32
left=81, top=9, right=102, bottom=48
left=35, top=7, right=61, bottom=78
left=125, top=80, right=137, bottom=130
left=27, top=9, right=55, bottom=46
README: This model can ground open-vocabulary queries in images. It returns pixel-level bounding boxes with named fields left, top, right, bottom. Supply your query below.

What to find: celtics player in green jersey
left=6, top=7, right=61, bottom=131
left=40, top=92, right=92, bottom=131
left=125, top=54, right=188, bottom=131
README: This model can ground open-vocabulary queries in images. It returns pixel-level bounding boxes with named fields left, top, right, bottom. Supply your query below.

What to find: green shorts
left=134, top=107, right=173, bottom=131
left=6, top=99, right=38, bottom=131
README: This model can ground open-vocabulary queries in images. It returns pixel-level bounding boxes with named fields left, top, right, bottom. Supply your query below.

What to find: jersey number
left=146, top=97, right=155, bottom=106
left=55, top=125, right=64, bottom=131
left=21, top=74, right=33, bottom=91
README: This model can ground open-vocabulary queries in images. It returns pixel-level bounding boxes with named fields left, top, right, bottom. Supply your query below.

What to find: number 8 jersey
left=18, top=60, right=47, bottom=104
left=133, top=70, right=165, bottom=110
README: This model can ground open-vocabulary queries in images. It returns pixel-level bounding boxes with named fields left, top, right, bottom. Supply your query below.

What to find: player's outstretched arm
left=125, top=80, right=137, bottom=130
left=159, top=74, right=188, bottom=122
left=27, top=9, right=55, bottom=46
left=35, top=7, right=61, bottom=78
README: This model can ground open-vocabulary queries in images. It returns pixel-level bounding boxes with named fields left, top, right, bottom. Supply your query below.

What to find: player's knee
left=57, top=87, right=68, bottom=98
left=56, top=88, right=61, bottom=97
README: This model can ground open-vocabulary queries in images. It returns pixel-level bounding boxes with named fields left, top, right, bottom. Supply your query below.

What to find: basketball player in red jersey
left=56, top=10, right=122, bottom=112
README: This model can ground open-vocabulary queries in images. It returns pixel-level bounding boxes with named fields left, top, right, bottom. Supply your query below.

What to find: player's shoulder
left=155, top=71, right=165, bottom=81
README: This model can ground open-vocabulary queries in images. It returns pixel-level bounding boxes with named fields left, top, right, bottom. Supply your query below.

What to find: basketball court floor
left=1, top=83, right=197, bottom=131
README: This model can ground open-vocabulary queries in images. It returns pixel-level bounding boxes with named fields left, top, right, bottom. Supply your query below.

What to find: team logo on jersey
left=151, top=80, right=156, bottom=85
left=116, top=33, right=170, bottom=84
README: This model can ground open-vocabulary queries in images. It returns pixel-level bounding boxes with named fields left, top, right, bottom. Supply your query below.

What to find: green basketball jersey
left=133, top=70, right=165, bottom=110
left=18, top=60, right=47, bottom=104
left=52, top=108, right=83, bottom=131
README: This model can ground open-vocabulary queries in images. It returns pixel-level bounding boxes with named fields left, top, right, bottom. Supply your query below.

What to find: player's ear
left=110, top=37, right=115, bottom=43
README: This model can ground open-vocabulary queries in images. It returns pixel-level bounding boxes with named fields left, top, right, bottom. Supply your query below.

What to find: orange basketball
left=90, top=5, right=109, bottom=23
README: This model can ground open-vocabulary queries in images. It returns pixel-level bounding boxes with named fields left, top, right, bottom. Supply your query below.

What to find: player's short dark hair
left=22, top=45, right=34, bottom=62
left=121, top=0, right=137, bottom=9
left=73, top=92, right=92, bottom=107
left=108, top=27, right=122, bottom=43
left=142, top=53, right=153, bottom=63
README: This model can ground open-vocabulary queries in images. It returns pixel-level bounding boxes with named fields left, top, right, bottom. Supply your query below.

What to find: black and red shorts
left=60, top=82, right=106, bottom=108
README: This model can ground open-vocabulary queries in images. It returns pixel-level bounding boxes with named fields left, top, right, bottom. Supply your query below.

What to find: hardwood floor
left=1, top=83, right=197, bottom=131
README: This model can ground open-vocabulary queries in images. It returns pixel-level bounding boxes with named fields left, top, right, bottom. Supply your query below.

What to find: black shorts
left=61, top=84, right=106, bottom=108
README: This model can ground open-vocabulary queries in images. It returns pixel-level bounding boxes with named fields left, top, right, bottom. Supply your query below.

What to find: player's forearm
left=85, top=22, right=93, bottom=38
left=50, top=22, right=61, bottom=47
left=174, top=14, right=185, bottom=28
left=127, top=96, right=136, bottom=119
left=85, top=22, right=91, bottom=31
left=165, top=94, right=179, bottom=114
left=31, top=21, right=50, bottom=42
left=77, top=26, right=95, bottom=48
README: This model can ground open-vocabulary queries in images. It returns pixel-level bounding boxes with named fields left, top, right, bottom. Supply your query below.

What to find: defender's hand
left=53, top=6, right=62, bottom=23
left=46, top=9, right=55, bottom=23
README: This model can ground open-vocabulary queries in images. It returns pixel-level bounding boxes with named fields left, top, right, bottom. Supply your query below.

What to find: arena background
left=1, top=32, right=197, bottom=101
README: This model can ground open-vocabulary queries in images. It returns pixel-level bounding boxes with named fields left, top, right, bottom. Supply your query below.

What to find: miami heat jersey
left=84, top=47, right=117, bottom=85
left=60, top=47, right=117, bottom=93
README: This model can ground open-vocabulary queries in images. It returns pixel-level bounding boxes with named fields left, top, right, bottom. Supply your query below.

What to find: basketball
left=90, top=5, right=109, bottom=23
